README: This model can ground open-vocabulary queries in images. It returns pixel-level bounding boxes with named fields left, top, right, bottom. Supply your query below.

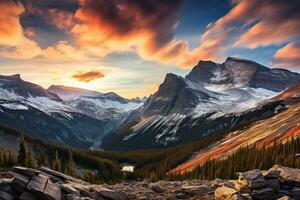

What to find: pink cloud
left=272, top=41, right=300, bottom=69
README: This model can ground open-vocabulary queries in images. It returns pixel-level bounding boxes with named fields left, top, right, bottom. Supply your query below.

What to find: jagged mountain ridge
left=0, top=75, right=143, bottom=147
left=101, top=57, right=300, bottom=150
left=170, top=81, right=300, bottom=174
left=1, top=57, right=300, bottom=150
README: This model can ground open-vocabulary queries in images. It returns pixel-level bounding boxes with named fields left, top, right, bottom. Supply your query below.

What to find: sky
left=0, top=0, right=300, bottom=98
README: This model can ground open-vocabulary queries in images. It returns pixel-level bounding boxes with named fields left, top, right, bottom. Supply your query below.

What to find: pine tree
left=27, top=146, right=36, bottom=168
left=52, top=151, right=61, bottom=172
left=65, top=149, right=76, bottom=177
left=7, top=150, right=17, bottom=166
left=38, top=148, right=48, bottom=167
left=0, top=148, right=3, bottom=167
left=17, top=135, right=27, bottom=166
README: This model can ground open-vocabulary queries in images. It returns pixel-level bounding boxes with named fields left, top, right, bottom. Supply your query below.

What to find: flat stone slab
left=9, top=171, right=30, bottom=193
left=44, top=179, right=62, bottom=200
left=26, top=174, right=48, bottom=193
left=11, top=166, right=39, bottom=178
left=272, top=165, right=300, bottom=187
left=19, top=192, right=38, bottom=200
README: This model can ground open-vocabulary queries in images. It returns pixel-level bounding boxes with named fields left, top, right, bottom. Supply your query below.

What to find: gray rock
left=19, top=192, right=37, bottom=200
left=61, top=184, right=81, bottom=196
left=26, top=174, right=48, bottom=194
left=9, top=171, right=30, bottom=193
left=151, top=183, right=166, bottom=193
left=0, top=191, right=14, bottom=200
left=271, top=165, right=300, bottom=187
left=91, top=186, right=128, bottom=200
left=181, top=185, right=213, bottom=196
left=44, top=179, right=62, bottom=200
left=292, top=187, right=300, bottom=198
left=262, top=169, right=280, bottom=179
left=215, top=185, right=238, bottom=200
left=266, top=178, right=280, bottom=190
left=238, top=169, right=266, bottom=189
left=233, top=180, right=251, bottom=194
left=11, top=166, right=38, bottom=178
left=252, top=187, right=275, bottom=200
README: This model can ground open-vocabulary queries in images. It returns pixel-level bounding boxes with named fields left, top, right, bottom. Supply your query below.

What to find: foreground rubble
left=1, top=165, right=300, bottom=199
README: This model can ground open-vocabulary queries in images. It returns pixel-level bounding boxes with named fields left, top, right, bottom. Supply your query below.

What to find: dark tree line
left=169, top=137, right=300, bottom=181
left=0, top=124, right=123, bottom=184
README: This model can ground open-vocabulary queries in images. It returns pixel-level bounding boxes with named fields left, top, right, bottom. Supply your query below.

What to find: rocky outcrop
left=215, top=165, right=300, bottom=200
left=1, top=165, right=300, bottom=200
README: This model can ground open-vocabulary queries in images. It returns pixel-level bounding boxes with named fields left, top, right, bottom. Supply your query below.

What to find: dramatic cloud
left=173, top=0, right=300, bottom=67
left=72, top=70, right=105, bottom=82
left=0, top=0, right=41, bottom=59
left=42, top=41, right=88, bottom=61
left=72, top=0, right=185, bottom=60
left=178, top=27, right=236, bottom=67
left=0, top=0, right=24, bottom=46
left=48, top=8, right=75, bottom=31
left=199, top=0, right=300, bottom=50
left=272, top=41, right=300, bottom=69
left=234, top=0, right=300, bottom=48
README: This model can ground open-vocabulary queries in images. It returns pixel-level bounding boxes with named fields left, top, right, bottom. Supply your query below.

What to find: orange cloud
left=72, top=0, right=185, bottom=62
left=42, top=41, right=88, bottom=61
left=272, top=41, right=300, bottom=69
left=199, top=0, right=300, bottom=50
left=0, top=0, right=24, bottom=46
left=72, top=70, right=105, bottom=82
left=48, top=8, right=75, bottom=31
left=0, top=0, right=41, bottom=59
left=177, top=27, right=236, bottom=68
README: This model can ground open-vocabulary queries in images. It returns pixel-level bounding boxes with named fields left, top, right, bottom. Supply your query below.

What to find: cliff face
left=1, top=165, right=300, bottom=200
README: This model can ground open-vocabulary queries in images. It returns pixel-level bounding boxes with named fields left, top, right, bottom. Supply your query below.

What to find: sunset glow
left=1, top=0, right=300, bottom=98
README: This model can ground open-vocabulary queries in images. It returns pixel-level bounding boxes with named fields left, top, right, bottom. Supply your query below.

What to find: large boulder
left=26, top=174, right=48, bottom=195
left=215, top=185, right=244, bottom=200
left=0, top=191, right=14, bottom=200
left=9, top=171, right=30, bottom=193
left=232, top=180, right=251, bottom=194
left=252, top=187, right=275, bottom=200
left=238, top=169, right=266, bottom=189
left=271, top=165, right=300, bottom=187
left=44, top=179, right=62, bottom=200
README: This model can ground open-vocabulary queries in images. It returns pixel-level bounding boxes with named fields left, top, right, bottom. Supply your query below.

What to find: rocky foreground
left=1, top=165, right=300, bottom=200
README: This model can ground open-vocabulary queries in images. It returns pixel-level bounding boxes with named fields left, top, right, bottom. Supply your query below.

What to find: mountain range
left=1, top=57, right=300, bottom=150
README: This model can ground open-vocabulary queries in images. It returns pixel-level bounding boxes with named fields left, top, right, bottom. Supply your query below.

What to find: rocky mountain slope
left=1, top=57, right=300, bottom=150
left=101, top=57, right=300, bottom=150
left=0, top=75, right=142, bottom=148
left=1, top=165, right=300, bottom=200
left=170, top=82, right=300, bottom=174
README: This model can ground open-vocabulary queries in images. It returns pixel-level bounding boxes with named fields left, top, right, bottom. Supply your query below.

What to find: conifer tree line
left=4, top=122, right=300, bottom=184
left=0, top=125, right=123, bottom=184
left=169, top=137, right=300, bottom=181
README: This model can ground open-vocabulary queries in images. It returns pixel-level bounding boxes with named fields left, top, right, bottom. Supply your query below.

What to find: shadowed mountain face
left=101, top=57, right=300, bottom=150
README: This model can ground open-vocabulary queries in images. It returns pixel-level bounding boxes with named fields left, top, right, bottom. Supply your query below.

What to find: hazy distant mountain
left=101, top=57, right=300, bottom=150
left=0, top=75, right=142, bottom=148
